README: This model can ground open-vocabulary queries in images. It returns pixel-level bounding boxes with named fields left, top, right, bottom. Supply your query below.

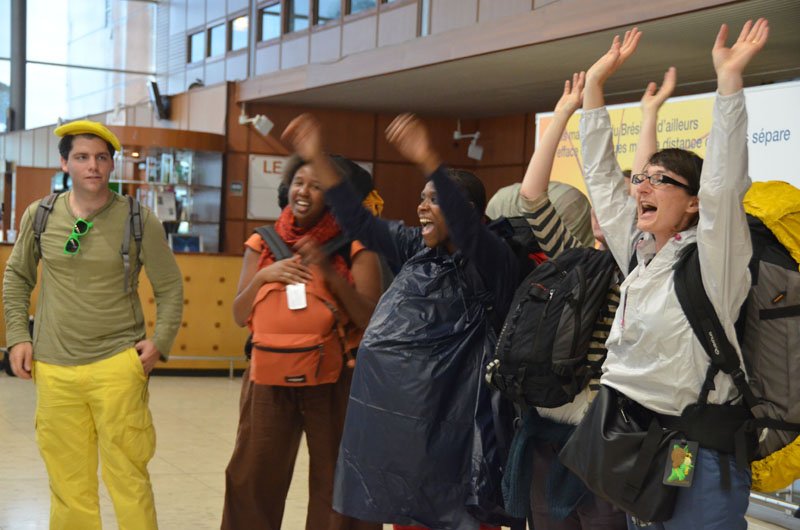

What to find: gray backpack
left=675, top=214, right=800, bottom=463
left=32, top=192, right=144, bottom=293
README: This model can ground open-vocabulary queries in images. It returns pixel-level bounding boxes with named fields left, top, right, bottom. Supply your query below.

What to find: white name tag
left=286, top=283, right=308, bottom=310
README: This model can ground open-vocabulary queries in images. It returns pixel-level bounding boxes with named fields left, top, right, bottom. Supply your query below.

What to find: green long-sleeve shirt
left=3, top=192, right=183, bottom=365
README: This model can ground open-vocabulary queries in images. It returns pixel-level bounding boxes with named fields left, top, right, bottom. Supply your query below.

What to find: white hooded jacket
left=581, top=91, right=752, bottom=416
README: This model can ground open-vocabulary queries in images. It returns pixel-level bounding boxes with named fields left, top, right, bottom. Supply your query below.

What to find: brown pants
left=221, top=366, right=381, bottom=530
left=530, top=441, right=627, bottom=530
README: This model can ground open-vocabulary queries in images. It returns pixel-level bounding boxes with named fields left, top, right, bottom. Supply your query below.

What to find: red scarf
left=258, top=206, right=353, bottom=283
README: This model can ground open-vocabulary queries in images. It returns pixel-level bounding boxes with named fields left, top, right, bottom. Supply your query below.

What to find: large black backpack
left=486, top=247, right=618, bottom=408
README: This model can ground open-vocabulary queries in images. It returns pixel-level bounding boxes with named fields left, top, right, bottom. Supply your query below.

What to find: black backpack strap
left=321, top=234, right=353, bottom=267
left=255, top=225, right=293, bottom=261
left=121, top=196, right=144, bottom=293
left=673, top=242, right=757, bottom=409
left=255, top=226, right=352, bottom=266
left=32, top=193, right=61, bottom=257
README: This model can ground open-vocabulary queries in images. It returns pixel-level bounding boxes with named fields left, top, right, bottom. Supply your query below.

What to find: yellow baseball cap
left=54, top=119, right=122, bottom=152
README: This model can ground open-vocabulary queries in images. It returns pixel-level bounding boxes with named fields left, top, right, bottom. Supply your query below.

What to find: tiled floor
left=0, top=373, right=795, bottom=529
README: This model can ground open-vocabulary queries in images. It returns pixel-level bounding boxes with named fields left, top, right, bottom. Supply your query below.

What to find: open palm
left=586, top=28, right=642, bottom=86
left=713, top=18, right=769, bottom=77
left=553, top=71, right=585, bottom=117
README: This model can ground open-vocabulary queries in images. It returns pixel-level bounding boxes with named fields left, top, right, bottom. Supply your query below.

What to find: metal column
left=9, top=0, right=26, bottom=131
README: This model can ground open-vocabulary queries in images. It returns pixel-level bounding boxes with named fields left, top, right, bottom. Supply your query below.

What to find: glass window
left=261, top=3, right=282, bottom=41
left=350, top=0, right=376, bottom=14
left=230, top=16, right=248, bottom=51
left=189, top=31, right=205, bottom=63
left=288, top=0, right=310, bottom=32
left=208, top=24, right=226, bottom=57
left=316, top=0, right=340, bottom=25
left=0, top=59, right=9, bottom=133
left=0, top=0, right=10, bottom=58
left=25, top=63, right=150, bottom=130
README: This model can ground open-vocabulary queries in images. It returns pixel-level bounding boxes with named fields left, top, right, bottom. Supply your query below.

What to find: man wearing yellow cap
left=3, top=120, right=183, bottom=530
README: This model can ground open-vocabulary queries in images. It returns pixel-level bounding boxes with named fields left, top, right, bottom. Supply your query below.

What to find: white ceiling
left=253, top=0, right=800, bottom=117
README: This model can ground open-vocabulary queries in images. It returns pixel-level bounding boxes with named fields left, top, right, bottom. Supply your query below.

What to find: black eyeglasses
left=64, top=218, right=93, bottom=254
left=631, top=172, right=693, bottom=192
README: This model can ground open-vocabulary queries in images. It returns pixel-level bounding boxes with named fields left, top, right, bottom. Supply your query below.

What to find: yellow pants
left=34, top=348, right=157, bottom=530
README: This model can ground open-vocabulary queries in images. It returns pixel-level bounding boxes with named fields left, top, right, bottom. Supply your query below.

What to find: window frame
left=207, top=22, right=226, bottom=59
left=314, top=0, right=343, bottom=27
left=258, top=1, right=283, bottom=43
left=286, top=0, right=312, bottom=34
left=187, top=30, right=206, bottom=64
left=229, top=15, right=249, bottom=52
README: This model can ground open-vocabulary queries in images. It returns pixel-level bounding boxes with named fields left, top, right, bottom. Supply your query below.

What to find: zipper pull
left=772, top=291, right=786, bottom=304
left=620, top=407, right=630, bottom=424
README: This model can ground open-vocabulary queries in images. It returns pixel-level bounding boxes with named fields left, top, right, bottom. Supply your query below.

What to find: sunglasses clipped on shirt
left=64, top=218, right=93, bottom=254
left=630, top=172, right=693, bottom=192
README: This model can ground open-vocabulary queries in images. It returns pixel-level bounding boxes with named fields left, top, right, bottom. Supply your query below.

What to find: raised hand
left=553, top=71, right=585, bottom=118
left=713, top=18, right=769, bottom=96
left=282, top=114, right=323, bottom=162
left=641, top=66, right=677, bottom=115
left=385, top=114, right=442, bottom=175
left=585, top=28, right=642, bottom=87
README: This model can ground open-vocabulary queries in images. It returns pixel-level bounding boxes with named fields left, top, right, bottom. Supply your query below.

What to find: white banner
left=248, top=155, right=287, bottom=220
left=743, top=81, right=800, bottom=188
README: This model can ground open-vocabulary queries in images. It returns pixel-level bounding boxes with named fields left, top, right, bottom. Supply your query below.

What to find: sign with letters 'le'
left=248, top=155, right=288, bottom=220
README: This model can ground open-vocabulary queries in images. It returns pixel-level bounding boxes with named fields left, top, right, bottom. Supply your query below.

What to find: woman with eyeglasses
left=574, top=20, right=768, bottom=530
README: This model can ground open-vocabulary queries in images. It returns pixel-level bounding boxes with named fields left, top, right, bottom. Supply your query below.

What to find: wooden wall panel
left=14, top=167, right=57, bottom=231
left=227, top=84, right=250, bottom=153
left=373, top=162, right=421, bottom=227
left=524, top=112, right=536, bottom=164
left=225, top=153, right=249, bottom=220
left=248, top=105, right=376, bottom=161
left=224, top=219, right=246, bottom=255
left=375, top=114, right=478, bottom=167
left=472, top=165, right=527, bottom=203
left=475, top=114, right=527, bottom=166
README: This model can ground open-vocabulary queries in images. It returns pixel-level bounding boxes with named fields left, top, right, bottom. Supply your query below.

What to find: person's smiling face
left=417, top=180, right=450, bottom=249
left=289, top=165, right=327, bottom=228
left=634, top=165, right=698, bottom=248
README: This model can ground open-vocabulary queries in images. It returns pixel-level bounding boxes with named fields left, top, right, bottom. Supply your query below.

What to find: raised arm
left=583, top=28, right=642, bottom=111
left=698, top=19, right=768, bottom=320
left=282, top=114, right=422, bottom=267
left=581, top=30, right=642, bottom=273
left=632, top=67, right=676, bottom=176
left=520, top=72, right=584, bottom=201
left=385, top=114, right=518, bottom=302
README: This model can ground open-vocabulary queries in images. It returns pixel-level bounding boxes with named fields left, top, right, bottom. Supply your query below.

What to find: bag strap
left=32, top=192, right=61, bottom=257
left=321, top=234, right=353, bottom=267
left=256, top=226, right=293, bottom=261
left=622, top=418, right=664, bottom=504
left=256, top=226, right=352, bottom=265
left=121, top=196, right=144, bottom=293
left=673, top=243, right=757, bottom=408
